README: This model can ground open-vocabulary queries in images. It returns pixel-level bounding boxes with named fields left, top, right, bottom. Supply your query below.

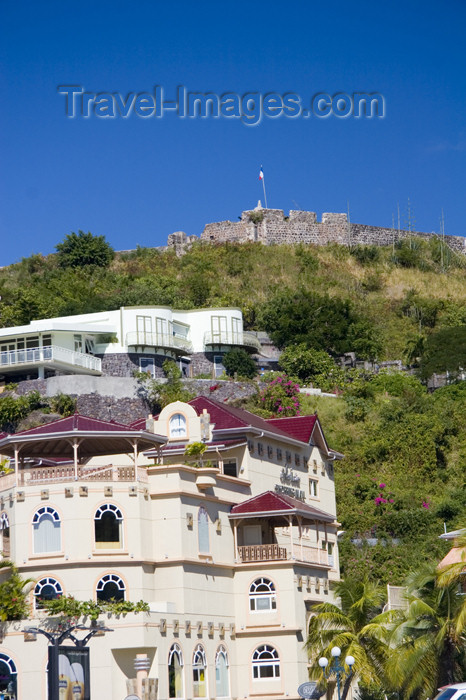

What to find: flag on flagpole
left=259, top=166, right=264, bottom=181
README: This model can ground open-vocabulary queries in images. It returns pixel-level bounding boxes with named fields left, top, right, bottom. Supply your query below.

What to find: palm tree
left=306, top=578, right=388, bottom=700
left=436, top=531, right=466, bottom=590
left=383, top=564, right=466, bottom=699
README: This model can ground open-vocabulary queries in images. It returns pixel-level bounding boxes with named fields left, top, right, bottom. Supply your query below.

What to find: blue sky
left=1, top=0, right=465, bottom=265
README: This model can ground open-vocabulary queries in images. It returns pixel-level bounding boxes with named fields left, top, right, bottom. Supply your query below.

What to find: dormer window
left=169, top=413, right=187, bottom=438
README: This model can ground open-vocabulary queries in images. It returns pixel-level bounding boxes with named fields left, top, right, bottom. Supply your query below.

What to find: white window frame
left=192, top=644, right=207, bottom=698
left=252, top=645, right=280, bottom=680
left=32, top=506, right=61, bottom=554
left=168, top=643, right=184, bottom=699
left=96, top=573, right=125, bottom=602
left=215, top=646, right=230, bottom=698
left=139, top=357, right=155, bottom=377
left=34, top=576, right=63, bottom=609
left=249, top=577, right=277, bottom=612
left=309, top=478, right=318, bottom=498
left=94, top=503, right=123, bottom=549
left=169, top=413, right=187, bottom=439
left=198, top=507, right=210, bottom=554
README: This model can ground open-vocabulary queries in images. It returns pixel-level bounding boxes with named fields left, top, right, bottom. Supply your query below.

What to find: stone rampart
left=199, top=208, right=466, bottom=253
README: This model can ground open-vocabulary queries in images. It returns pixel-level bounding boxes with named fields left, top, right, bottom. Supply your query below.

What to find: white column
left=73, top=439, right=79, bottom=480
left=134, top=654, right=150, bottom=699
left=289, top=515, right=294, bottom=559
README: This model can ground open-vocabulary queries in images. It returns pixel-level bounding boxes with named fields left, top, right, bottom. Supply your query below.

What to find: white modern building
left=0, top=396, right=342, bottom=700
left=0, top=307, right=263, bottom=383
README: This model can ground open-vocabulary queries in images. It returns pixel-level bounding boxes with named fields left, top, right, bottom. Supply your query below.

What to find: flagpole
left=259, top=165, right=268, bottom=208
left=262, top=176, right=268, bottom=209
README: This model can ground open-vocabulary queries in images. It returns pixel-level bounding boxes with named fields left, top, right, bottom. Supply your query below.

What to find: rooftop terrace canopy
left=0, top=414, right=166, bottom=478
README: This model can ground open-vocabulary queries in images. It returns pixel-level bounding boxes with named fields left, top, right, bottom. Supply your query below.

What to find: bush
left=56, top=231, right=114, bottom=269
left=350, top=245, right=381, bottom=265
left=49, top=393, right=77, bottom=416
left=258, top=375, right=300, bottom=416
left=223, top=349, right=257, bottom=379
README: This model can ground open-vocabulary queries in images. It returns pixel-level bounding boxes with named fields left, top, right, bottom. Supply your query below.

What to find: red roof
left=13, top=413, right=139, bottom=436
left=188, top=397, right=298, bottom=441
left=267, top=415, right=318, bottom=443
left=230, top=490, right=334, bottom=522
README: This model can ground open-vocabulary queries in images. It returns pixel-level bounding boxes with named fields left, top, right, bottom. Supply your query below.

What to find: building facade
left=0, top=307, right=262, bottom=384
left=0, top=396, right=342, bottom=700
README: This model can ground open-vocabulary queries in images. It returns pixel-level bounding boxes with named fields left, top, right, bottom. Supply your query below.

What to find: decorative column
left=134, top=654, right=151, bottom=699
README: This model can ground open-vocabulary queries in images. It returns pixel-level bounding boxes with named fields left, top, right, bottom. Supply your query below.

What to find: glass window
left=0, top=653, right=17, bottom=697
left=96, top=574, right=125, bottom=602
left=214, top=355, right=225, bottom=378
left=249, top=577, right=277, bottom=612
left=222, top=459, right=237, bottom=478
left=192, top=645, right=207, bottom=698
left=295, top=453, right=300, bottom=466
left=252, top=645, right=280, bottom=679
left=267, top=445, right=273, bottom=459
left=215, top=646, right=230, bottom=698
left=34, top=577, right=63, bottom=609
left=169, top=413, right=187, bottom=438
left=309, top=479, right=318, bottom=498
left=140, top=357, right=155, bottom=377
left=257, top=442, right=264, bottom=456
left=94, top=504, right=123, bottom=549
left=0, top=512, right=10, bottom=557
left=168, top=644, right=184, bottom=699
left=198, top=507, right=209, bottom=553
left=33, top=507, right=61, bottom=554
left=276, top=448, right=282, bottom=461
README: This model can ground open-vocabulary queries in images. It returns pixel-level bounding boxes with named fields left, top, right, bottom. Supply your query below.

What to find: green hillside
left=0, top=236, right=465, bottom=582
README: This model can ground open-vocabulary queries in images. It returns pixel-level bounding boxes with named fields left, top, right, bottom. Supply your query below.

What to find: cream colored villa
left=0, top=396, right=342, bottom=700
left=0, top=306, right=262, bottom=383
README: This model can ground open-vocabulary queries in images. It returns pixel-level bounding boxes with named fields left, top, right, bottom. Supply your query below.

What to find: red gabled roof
left=13, top=413, right=136, bottom=436
left=267, top=415, right=318, bottom=443
left=187, top=396, right=298, bottom=441
left=230, top=490, right=334, bottom=522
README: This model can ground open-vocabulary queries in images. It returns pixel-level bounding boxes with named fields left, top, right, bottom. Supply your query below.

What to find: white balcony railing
left=0, top=345, right=101, bottom=373
left=237, top=543, right=329, bottom=566
left=203, top=331, right=261, bottom=352
left=126, top=332, right=193, bottom=354
left=0, top=465, right=149, bottom=490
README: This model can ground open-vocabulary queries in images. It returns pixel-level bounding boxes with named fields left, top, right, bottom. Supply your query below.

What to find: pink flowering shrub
left=260, top=374, right=301, bottom=417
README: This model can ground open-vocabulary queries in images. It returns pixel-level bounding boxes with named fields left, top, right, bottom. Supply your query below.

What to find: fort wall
left=198, top=208, right=466, bottom=254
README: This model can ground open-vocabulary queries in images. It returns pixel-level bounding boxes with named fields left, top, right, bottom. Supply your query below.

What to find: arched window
left=94, top=504, right=123, bottom=549
left=198, top=507, right=209, bottom=553
left=215, top=646, right=230, bottom=698
left=0, top=653, right=17, bottom=695
left=0, top=512, right=10, bottom=557
left=249, top=577, right=277, bottom=612
left=252, top=645, right=280, bottom=679
left=168, top=643, right=184, bottom=698
left=96, top=573, right=125, bottom=602
left=193, top=645, right=207, bottom=698
left=32, top=506, right=61, bottom=554
left=34, top=576, right=63, bottom=609
left=169, top=413, right=187, bottom=438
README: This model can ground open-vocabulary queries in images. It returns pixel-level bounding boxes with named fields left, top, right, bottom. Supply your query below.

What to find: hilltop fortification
left=168, top=206, right=466, bottom=254
left=201, top=206, right=466, bottom=252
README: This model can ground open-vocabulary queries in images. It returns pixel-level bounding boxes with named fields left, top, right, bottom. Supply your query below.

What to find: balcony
left=126, top=332, right=193, bottom=355
left=237, top=543, right=329, bottom=566
left=0, top=464, right=149, bottom=491
left=0, top=345, right=101, bottom=375
left=203, top=331, right=262, bottom=352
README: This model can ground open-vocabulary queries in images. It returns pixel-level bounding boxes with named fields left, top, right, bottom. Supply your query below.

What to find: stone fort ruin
left=167, top=204, right=466, bottom=255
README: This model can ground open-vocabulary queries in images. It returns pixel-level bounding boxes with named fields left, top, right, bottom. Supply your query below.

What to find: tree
left=56, top=230, right=114, bottom=268
left=0, top=562, right=34, bottom=621
left=260, top=290, right=356, bottom=353
left=383, top=565, right=466, bottom=697
left=306, top=578, right=387, bottom=700
left=223, top=348, right=257, bottom=379
left=278, top=344, right=345, bottom=388
left=146, top=360, right=194, bottom=412
left=419, top=326, right=466, bottom=380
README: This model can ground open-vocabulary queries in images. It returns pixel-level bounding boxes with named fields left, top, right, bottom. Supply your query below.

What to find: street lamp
left=318, top=646, right=355, bottom=700
left=23, top=623, right=113, bottom=700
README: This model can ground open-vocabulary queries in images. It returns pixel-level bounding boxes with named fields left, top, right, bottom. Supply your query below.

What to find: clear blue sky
left=1, top=0, right=465, bottom=265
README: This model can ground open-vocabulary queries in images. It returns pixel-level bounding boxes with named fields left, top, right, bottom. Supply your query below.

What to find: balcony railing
left=0, top=345, right=101, bottom=373
left=237, top=543, right=329, bottom=566
left=0, top=465, right=149, bottom=490
left=203, top=331, right=262, bottom=352
left=126, top=332, right=193, bottom=354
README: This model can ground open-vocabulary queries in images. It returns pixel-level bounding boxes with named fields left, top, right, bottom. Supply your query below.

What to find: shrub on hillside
left=223, top=348, right=256, bottom=379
